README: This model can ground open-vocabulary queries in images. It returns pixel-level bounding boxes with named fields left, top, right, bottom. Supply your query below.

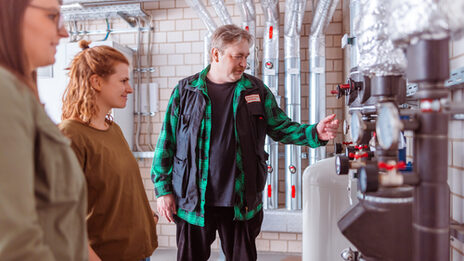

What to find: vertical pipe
left=284, top=0, right=306, bottom=210
left=407, top=39, right=450, bottom=261
left=308, top=0, right=339, bottom=165
left=211, top=0, right=233, bottom=25
left=261, top=0, right=280, bottom=209
left=235, top=0, right=256, bottom=75
left=185, top=0, right=217, bottom=67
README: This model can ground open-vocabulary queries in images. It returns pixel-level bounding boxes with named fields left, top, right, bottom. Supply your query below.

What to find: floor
left=151, top=248, right=302, bottom=261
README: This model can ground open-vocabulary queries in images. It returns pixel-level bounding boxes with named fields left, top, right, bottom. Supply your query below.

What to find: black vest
left=172, top=73, right=269, bottom=212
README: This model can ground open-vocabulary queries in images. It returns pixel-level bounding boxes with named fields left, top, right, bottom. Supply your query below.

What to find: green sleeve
left=151, top=86, right=180, bottom=197
left=263, top=86, right=328, bottom=148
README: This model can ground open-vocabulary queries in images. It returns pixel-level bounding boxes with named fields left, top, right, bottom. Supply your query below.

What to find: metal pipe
left=185, top=0, right=217, bottom=67
left=211, top=0, right=233, bottom=25
left=284, top=0, right=306, bottom=210
left=308, top=0, right=339, bottom=165
left=407, top=39, right=450, bottom=261
left=261, top=0, right=280, bottom=209
left=134, top=18, right=144, bottom=152
left=235, top=0, right=256, bottom=75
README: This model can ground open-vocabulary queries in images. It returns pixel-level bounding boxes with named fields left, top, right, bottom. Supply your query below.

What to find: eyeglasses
left=28, top=4, right=64, bottom=31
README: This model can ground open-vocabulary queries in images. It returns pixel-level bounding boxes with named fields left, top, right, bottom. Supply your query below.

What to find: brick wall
left=83, top=0, right=345, bottom=254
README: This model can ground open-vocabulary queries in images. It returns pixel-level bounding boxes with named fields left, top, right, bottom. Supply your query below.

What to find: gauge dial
left=376, top=102, right=403, bottom=150
left=350, top=111, right=366, bottom=144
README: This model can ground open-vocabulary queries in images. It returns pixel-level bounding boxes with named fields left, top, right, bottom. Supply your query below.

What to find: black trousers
left=173, top=207, right=263, bottom=261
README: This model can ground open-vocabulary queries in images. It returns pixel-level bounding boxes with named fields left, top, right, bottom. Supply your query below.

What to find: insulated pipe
left=185, top=0, right=217, bottom=67
left=261, top=0, right=280, bottom=209
left=284, top=0, right=306, bottom=210
left=406, top=39, right=450, bottom=261
left=308, top=0, right=339, bottom=165
left=235, top=0, right=256, bottom=75
left=211, top=0, right=233, bottom=25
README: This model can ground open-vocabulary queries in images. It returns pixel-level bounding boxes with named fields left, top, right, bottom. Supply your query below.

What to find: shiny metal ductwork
left=283, top=0, right=306, bottom=210
left=185, top=0, right=217, bottom=67
left=308, top=0, right=340, bottom=165
left=211, top=0, right=233, bottom=25
left=235, top=0, right=256, bottom=75
left=261, top=0, right=280, bottom=209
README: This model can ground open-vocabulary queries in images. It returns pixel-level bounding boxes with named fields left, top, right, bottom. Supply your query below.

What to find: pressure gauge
left=336, top=155, right=350, bottom=175
left=376, top=102, right=403, bottom=150
left=350, top=111, right=366, bottom=144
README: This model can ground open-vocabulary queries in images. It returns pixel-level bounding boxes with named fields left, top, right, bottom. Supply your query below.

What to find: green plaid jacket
left=151, top=66, right=327, bottom=227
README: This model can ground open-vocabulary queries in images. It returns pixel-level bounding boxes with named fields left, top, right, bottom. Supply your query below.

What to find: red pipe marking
left=269, top=26, right=273, bottom=39
left=268, top=185, right=272, bottom=198
left=291, top=185, right=296, bottom=198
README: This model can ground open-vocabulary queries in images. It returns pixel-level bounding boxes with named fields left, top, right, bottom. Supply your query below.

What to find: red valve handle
left=343, top=142, right=353, bottom=145
left=339, top=84, right=350, bottom=89
left=331, top=90, right=339, bottom=94
left=378, top=161, right=406, bottom=170
left=355, top=145, right=369, bottom=150
left=349, top=152, right=368, bottom=159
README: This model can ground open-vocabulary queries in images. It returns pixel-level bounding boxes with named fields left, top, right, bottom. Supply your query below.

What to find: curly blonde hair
left=62, top=40, right=129, bottom=124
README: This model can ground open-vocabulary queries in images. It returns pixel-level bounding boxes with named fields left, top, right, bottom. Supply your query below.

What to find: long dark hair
left=0, top=0, right=37, bottom=95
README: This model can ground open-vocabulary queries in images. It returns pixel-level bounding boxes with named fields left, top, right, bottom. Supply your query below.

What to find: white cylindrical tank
left=302, top=157, right=354, bottom=261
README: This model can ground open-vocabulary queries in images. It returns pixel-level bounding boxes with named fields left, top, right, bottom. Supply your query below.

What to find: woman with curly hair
left=60, top=40, right=158, bottom=261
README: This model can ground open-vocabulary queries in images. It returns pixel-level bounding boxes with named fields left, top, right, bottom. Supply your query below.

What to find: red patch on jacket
left=245, top=94, right=261, bottom=103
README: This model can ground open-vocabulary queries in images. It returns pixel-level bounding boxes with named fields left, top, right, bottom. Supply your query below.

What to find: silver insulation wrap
left=354, top=0, right=406, bottom=76
left=211, top=0, right=233, bottom=25
left=308, top=0, right=339, bottom=164
left=185, top=0, right=217, bottom=67
left=284, top=0, right=306, bottom=59
left=389, top=0, right=464, bottom=45
left=261, top=0, right=280, bottom=209
left=235, top=0, right=257, bottom=75
left=284, top=0, right=306, bottom=210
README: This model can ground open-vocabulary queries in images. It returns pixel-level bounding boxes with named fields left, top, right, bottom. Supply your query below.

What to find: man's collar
left=189, top=65, right=254, bottom=91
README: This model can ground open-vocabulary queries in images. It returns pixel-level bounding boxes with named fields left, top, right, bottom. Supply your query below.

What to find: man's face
left=213, top=39, right=250, bottom=83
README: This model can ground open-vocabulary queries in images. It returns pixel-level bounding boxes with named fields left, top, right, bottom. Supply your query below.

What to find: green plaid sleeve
left=151, top=86, right=180, bottom=197
left=263, top=87, right=328, bottom=148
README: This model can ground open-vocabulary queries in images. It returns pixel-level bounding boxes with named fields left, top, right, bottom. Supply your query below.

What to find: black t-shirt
left=205, top=77, right=237, bottom=207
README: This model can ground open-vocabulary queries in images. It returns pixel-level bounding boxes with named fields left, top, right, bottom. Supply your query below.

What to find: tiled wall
left=83, top=0, right=345, bottom=254
left=449, top=36, right=464, bottom=261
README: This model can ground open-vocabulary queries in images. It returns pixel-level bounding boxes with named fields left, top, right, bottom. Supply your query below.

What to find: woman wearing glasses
left=0, top=0, right=87, bottom=260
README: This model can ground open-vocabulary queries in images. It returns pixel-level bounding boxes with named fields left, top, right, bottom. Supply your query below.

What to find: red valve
left=268, top=185, right=272, bottom=197
left=331, top=90, right=339, bottom=94
left=349, top=152, right=368, bottom=159
left=291, top=185, right=296, bottom=198
left=269, top=26, right=273, bottom=39
left=245, top=26, right=249, bottom=31
left=289, top=165, right=296, bottom=173
left=343, top=142, right=353, bottom=145
left=339, top=84, right=350, bottom=89
left=378, top=161, right=406, bottom=171
left=267, top=165, right=273, bottom=173
left=355, top=145, right=369, bottom=150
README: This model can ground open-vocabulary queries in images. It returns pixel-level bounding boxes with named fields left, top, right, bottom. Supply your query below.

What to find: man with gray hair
left=152, top=24, right=339, bottom=260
